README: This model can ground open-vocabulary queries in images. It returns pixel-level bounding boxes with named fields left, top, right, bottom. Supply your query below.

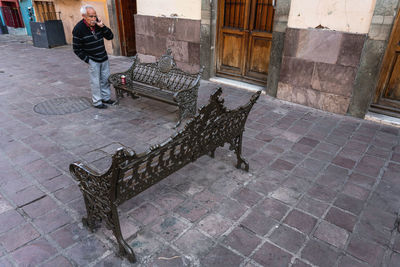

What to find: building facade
left=124, top=0, right=399, bottom=119
left=39, top=0, right=400, bottom=119
left=19, top=0, right=35, bottom=36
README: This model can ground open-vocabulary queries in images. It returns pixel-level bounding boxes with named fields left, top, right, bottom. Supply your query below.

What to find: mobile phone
left=96, top=17, right=99, bottom=22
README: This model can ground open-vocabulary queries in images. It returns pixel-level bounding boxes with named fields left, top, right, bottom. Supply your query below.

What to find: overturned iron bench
left=108, top=49, right=204, bottom=127
left=69, top=88, right=261, bottom=262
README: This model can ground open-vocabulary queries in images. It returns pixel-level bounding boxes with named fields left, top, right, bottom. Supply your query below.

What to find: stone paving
left=0, top=34, right=400, bottom=267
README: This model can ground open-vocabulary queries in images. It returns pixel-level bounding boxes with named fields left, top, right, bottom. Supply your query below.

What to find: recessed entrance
left=115, top=0, right=137, bottom=56
left=216, top=0, right=275, bottom=86
left=370, top=9, right=400, bottom=118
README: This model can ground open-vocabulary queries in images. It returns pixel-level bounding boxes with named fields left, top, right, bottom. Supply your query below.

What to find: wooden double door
left=216, top=0, right=275, bottom=85
left=371, top=10, right=400, bottom=117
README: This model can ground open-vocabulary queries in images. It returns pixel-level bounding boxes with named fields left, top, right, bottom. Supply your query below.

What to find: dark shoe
left=102, top=99, right=116, bottom=105
left=130, top=94, right=140, bottom=99
left=94, top=103, right=107, bottom=109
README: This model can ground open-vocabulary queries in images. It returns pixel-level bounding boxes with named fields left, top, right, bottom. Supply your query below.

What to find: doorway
left=216, top=0, right=275, bottom=85
left=1, top=1, right=24, bottom=28
left=370, top=10, right=400, bottom=118
left=115, top=0, right=136, bottom=56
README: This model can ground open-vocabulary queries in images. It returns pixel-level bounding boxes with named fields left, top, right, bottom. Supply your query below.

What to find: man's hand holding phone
left=96, top=17, right=104, bottom=28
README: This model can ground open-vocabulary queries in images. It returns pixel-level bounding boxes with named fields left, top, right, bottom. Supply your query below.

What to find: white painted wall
left=288, top=0, right=376, bottom=33
left=137, top=0, right=201, bottom=20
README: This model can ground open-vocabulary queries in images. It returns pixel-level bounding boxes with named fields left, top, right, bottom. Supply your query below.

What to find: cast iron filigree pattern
left=69, top=163, right=113, bottom=230
left=69, top=88, right=261, bottom=262
left=70, top=149, right=137, bottom=262
left=157, top=48, right=176, bottom=73
left=108, top=50, right=204, bottom=127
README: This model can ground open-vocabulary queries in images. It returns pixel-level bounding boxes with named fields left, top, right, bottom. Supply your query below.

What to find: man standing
left=72, top=5, right=114, bottom=109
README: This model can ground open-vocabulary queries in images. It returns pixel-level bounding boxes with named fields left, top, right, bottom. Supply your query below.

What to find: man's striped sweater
left=72, top=19, right=113, bottom=63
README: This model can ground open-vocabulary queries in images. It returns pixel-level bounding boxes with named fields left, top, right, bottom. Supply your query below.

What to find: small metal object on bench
left=69, top=88, right=261, bottom=263
left=108, top=49, right=204, bottom=127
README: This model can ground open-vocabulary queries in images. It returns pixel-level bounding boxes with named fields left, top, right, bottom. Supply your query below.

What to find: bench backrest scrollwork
left=110, top=88, right=261, bottom=205
left=69, top=88, right=261, bottom=262
left=125, top=49, right=204, bottom=92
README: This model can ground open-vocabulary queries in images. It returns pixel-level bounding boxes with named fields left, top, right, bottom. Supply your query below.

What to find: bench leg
left=82, top=194, right=101, bottom=232
left=109, top=204, right=137, bottom=263
left=116, top=88, right=123, bottom=102
left=209, top=149, right=216, bottom=158
left=130, top=92, right=140, bottom=99
left=176, top=101, right=196, bottom=128
left=175, top=104, right=185, bottom=128
left=175, top=120, right=182, bottom=128
left=231, top=134, right=249, bottom=171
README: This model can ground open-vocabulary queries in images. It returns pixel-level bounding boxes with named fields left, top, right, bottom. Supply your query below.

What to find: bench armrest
left=108, top=71, right=129, bottom=86
left=70, top=161, right=102, bottom=181
left=108, top=55, right=140, bottom=85
left=173, top=66, right=204, bottom=101
left=69, top=161, right=115, bottom=202
left=70, top=145, right=136, bottom=185
left=193, top=66, right=204, bottom=87
left=173, top=85, right=196, bottom=102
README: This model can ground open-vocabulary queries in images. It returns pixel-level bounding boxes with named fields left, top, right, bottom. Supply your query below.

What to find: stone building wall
left=134, top=15, right=201, bottom=73
left=276, top=0, right=376, bottom=114
left=134, top=0, right=201, bottom=73
left=277, top=29, right=366, bottom=114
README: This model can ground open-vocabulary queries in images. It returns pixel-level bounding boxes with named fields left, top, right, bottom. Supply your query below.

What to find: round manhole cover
left=34, top=97, right=91, bottom=115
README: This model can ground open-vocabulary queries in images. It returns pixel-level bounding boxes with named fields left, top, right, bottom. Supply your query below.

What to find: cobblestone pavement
left=0, top=34, right=400, bottom=267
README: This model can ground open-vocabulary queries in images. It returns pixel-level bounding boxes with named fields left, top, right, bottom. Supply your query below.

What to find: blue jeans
left=88, top=59, right=111, bottom=106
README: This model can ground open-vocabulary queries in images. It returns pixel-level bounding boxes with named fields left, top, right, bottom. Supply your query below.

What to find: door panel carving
left=221, top=32, right=245, bottom=71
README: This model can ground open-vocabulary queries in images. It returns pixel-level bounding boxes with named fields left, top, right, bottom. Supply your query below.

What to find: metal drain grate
left=34, top=97, right=91, bottom=115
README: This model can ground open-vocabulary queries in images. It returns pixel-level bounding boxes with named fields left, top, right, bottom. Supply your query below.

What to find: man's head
left=80, top=5, right=97, bottom=26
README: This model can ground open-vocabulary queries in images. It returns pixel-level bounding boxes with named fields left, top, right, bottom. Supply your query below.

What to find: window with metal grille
left=253, top=0, right=275, bottom=32
left=224, top=0, right=246, bottom=29
left=33, top=1, right=58, bottom=22
left=223, top=0, right=275, bottom=32
left=1, top=3, right=24, bottom=28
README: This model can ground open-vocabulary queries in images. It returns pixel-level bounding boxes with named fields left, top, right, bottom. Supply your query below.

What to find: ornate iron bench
left=108, top=49, right=204, bottom=127
left=69, top=88, right=261, bottom=262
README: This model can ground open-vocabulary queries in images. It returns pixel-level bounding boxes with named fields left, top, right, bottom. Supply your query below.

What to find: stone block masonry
left=277, top=28, right=366, bottom=115
left=134, top=15, right=201, bottom=74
